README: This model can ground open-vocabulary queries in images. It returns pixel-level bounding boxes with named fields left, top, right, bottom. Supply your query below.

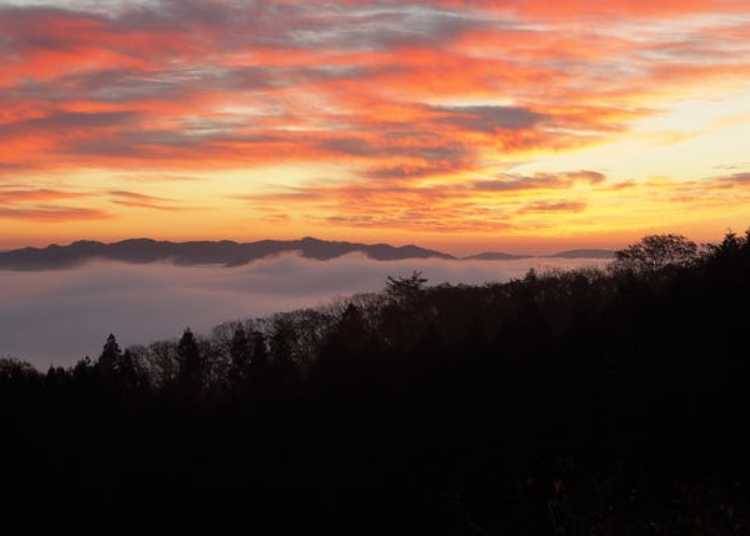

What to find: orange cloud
left=0, top=189, right=88, bottom=204
left=474, top=171, right=606, bottom=192
left=0, top=206, right=111, bottom=222
left=0, top=1, right=748, bottom=246
left=108, top=190, right=187, bottom=211
left=518, top=200, right=587, bottom=214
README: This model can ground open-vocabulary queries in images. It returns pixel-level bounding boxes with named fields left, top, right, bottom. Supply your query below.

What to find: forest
left=3, top=231, right=750, bottom=533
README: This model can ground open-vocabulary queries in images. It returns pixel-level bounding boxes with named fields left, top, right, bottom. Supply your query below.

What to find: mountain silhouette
left=0, top=237, right=456, bottom=270
left=0, top=238, right=616, bottom=270
left=545, top=249, right=615, bottom=259
left=462, top=252, right=532, bottom=261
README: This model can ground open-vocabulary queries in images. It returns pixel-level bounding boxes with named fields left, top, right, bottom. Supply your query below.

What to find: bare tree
left=612, top=234, right=698, bottom=272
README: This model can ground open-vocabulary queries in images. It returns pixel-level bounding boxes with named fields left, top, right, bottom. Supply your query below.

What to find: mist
left=0, top=253, right=606, bottom=368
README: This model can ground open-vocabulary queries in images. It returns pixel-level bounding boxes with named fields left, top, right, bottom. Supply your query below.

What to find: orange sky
left=1, top=0, right=749, bottom=254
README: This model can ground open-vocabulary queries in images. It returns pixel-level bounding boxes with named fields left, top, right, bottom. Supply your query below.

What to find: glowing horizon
left=1, top=0, right=749, bottom=254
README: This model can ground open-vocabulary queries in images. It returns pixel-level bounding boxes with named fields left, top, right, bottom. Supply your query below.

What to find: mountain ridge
left=462, top=252, right=533, bottom=261
left=543, top=249, right=615, bottom=259
left=0, top=238, right=614, bottom=271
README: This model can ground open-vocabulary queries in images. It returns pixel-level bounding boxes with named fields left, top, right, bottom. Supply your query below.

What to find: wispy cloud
left=0, top=205, right=111, bottom=222
left=0, top=188, right=88, bottom=204
left=108, top=190, right=184, bottom=211
left=518, top=200, right=587, bottom=214
left=474, top=170, right=606, bottom=192
left=0, top=1, right=748, bottom=241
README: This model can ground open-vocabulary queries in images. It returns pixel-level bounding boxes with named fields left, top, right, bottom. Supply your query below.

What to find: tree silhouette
left=97, top=333, right=122, bottom=378
left=317, top=303, right=370, bottom=390
left=229, top=324, right=251, bottom=389
left=176, top=328, right=203, bottom=400
left=613, top=233, right=698, bottom=272
left=252, top=330, right=269, bottom=369
left=71, top=356, right=94, bottom=383
left=118, top=348, right=147, bottom=393
left=271, top=322, right=291, bottom=363
left=0, top=357, right=39, bottom=385
left=385, top=270, right=428, bottom=306
left=4, top=229, right=750, bottom=531
left=705, top=230, right=746, bottom=264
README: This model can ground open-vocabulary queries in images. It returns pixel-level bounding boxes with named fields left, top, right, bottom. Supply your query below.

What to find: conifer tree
left=98, top=334, right=122, bottom=378
left=177, top=328, right=203, bottom=398
left=229, top=324, right=251, bottom=386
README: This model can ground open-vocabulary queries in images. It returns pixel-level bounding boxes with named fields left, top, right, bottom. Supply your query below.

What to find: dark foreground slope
left=2, top=232, right=750, bottom=532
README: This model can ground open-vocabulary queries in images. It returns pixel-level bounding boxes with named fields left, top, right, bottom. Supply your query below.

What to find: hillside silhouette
left=544, top=249, right=615, bottom=259
left=0, top=236, right=613, bottom=270
left=0, top=236, right=456, bottom=270
left=2, top=230, right=749, bottom=533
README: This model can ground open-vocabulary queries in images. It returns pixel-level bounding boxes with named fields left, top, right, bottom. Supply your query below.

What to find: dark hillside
left=3, top=231, right=750, bottom=532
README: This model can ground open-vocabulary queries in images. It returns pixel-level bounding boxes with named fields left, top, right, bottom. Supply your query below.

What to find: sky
left=0, top=254, right=605, bottom=366
left=0, top=0, right=749, bottom=254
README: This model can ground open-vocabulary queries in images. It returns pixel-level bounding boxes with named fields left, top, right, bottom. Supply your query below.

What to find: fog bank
left=0, top=253, right=606, bottom=368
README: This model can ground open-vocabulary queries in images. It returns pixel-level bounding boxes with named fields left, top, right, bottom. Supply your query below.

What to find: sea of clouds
left=0, top=253, right=607, bottom=368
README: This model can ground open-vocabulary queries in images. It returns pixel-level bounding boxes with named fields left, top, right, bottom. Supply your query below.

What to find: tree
left=44, top=365, right=67, bottom=389
left=338, top=303, right=367, bottom=342
left=704, top=230, right=746, bottom=263
left=270, top=317, right=294, bottom=364
left=613, top=234, right=698, bottom=272
left=319, top=304, right=368, bottom=367
left=71, top=356, right=94, bottom=383
left=385, top=271, right=428, bottom=306
left=0, top=357, right=39, bottom=384
left=229, top=324, right=251, bottom=387
left=118, top=349, right=147, bottom=392
left=523, top=267, right=538, bottom=283
left=252, top=330, right=269, bottom=369
left=97, top=334, right=122, bottom=378
left=176, top=328, right=203, bottom=398
left=146, top=340, right=179, bottom=389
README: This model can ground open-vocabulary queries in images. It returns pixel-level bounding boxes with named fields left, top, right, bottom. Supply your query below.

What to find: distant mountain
left=0, top=237, right=456, bottom=271
left=547, top=249, right=615, bottom=259
left=0, top=238, right=620, bottom=271
left=462, top=252, right=532, bottom=261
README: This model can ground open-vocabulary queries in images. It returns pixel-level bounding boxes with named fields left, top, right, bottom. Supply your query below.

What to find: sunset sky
left=1, top=0, right=749, bottom=254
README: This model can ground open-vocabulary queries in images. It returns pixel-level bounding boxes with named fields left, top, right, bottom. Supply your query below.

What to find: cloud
left=108, top=190, right=184, bottom=211
left=664, top=171, right=750, bottom=200
left=0, top=254, right=608, bottom=367
left=474, top=170, right=607, bottom=192
left=12, top=64, right=396, bottom=105
left=518, top=200, right=587, bottom=214
left=2, top=0, right=736, bottom=175
left=238, top=180, right=516, bottom=232
left=564, top=170, right=606, bottom=184
left=718, top=172, right=750, bottom=185
left=0, top=0, right=748, bottom=236
left=0, top=188, right=87, bottom=204
left=0, top=111, right=138, bottom=137
left=429, top=0, right=750, bottom=20
left=116, top=173, right=204, bottom=182
left=433, top=105, right=546, bottom=132
left=362, top=160, right=471, bottom=180
left=605, top=180, right=637, bottom=191
left=238, top=166, right=610, bottom=231
left=0, top=205, right=111, bottom=221
left=713, top=163, right=750, bottom=171
left=315, top=135, right=470, bottom=161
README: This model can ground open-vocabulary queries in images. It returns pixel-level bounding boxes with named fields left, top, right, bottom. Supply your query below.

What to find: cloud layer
left=0, top=254, right=606, bottom=367
left=0, top=0, right=749, bottom=246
